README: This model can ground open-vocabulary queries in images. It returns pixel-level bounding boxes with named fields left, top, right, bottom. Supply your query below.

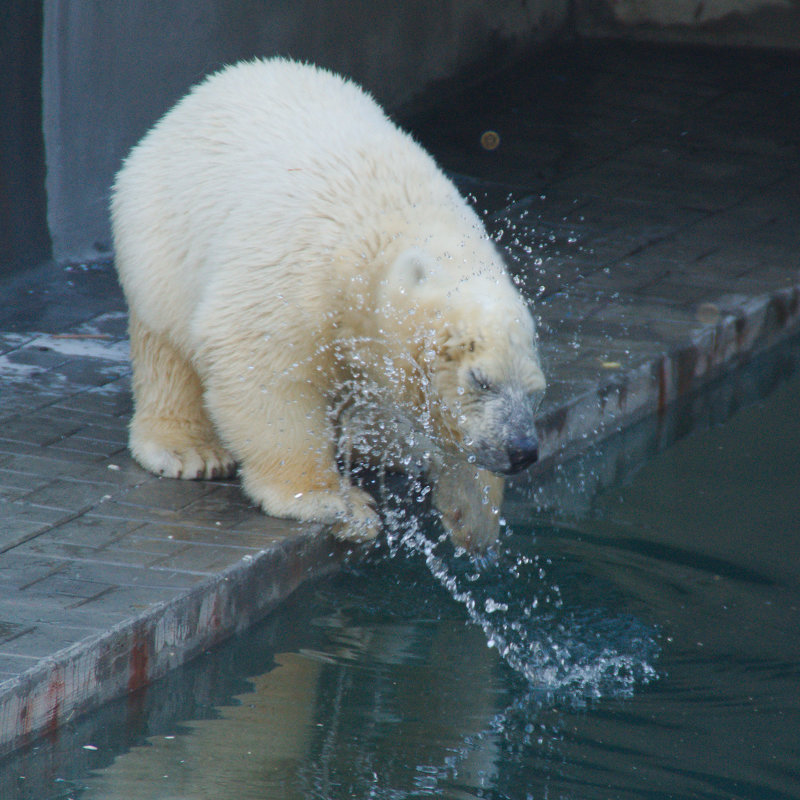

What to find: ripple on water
left=350, top=503, right=661, bottom=707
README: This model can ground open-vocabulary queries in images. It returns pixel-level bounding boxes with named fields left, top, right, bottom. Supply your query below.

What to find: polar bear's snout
left=494, top=403, right=539, bottom=475
left=465, top=384, right=542, bottom=475
left=471, top=425, right=539, bottom=475
left=502, top=387, right=541, bottom=473
left=505, top=433, right=539, bottom=474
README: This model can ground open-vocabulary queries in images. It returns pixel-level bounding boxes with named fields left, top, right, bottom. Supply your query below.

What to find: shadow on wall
left=39, top=0, right=571, bottom=267
left=7, top=0, right=800, bottom=277
left=0, top=0, right=50, bottom=277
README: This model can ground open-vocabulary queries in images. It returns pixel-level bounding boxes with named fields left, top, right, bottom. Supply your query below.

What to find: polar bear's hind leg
left=127, top=312, right=236, bottom=480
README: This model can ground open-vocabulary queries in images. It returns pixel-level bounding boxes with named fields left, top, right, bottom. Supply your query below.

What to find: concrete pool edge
left=529, top=285, right=800, bottom=476
left=0, top=528, right=345, bottom=757
left=515, top=292, right=800, bottom=520
left=1, top=281, right=799, bottom=759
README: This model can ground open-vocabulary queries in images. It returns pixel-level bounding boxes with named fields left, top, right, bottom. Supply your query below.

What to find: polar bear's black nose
left=507, top=435, right=539, bottom=473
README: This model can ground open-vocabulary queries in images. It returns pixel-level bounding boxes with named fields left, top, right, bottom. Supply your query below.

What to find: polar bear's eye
left=469, top=369, right=495, bottom=393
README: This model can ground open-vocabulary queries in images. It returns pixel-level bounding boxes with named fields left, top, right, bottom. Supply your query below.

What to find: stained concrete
left=1, top=41, right=799, bottom=757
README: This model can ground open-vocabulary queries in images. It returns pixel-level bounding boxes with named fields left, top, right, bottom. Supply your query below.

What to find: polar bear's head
left=379, top=244, right=546, bottom=475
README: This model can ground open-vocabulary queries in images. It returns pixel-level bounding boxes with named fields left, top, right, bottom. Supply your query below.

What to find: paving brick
left=151, top=543, right=257, bottom=574
left=20, top=478, right=119, bottom=514
left=59, top=417, right=129, bottom=445
left=0, top=467, right=46, bottom=493
left=55, top=382, right=132, bottom=417
left=72, top=584, right=184, bottom=617
left=130, top=519, right=289, bottom=548
left=0, top=507, right=73, bottom=551
left=0, top=415, right=83, bottom=447
left=47, top=433, right=128, bottom=459
left=0, top=597, right=129, bottom=632
left=52, top=560, right=211, bottom=589
left=107, top=532, right=188, bottom=557
left=0, top=623, right=100, bottom=659
left=0, top=448, right=100, bottom=478
left=65, top=459, right=150, bottom=491
left=14, top=537, right=159, bottom=571
left=176, top=484, right=257, bottom=526
left=0, top=655, right=40, bottom=681
left=0, top=621, right=32, bottom=645
left=22, top=572, right=114, bottom=603
left=0, top=333, right=33, bottom=355
left=0, top=484, right=37, bottom=505
left=50, top=357, right=129, bottom=388
left=45, top=515, right=143, bottom=547
left=0, top=554, right=64, bottom=592
left=4, top=345, right=69, bottom=370
left=113, top=477, right=217, bottom=512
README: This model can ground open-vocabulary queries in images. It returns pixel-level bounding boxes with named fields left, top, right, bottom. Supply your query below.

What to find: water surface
left=8, top=358, right=800, bottom=800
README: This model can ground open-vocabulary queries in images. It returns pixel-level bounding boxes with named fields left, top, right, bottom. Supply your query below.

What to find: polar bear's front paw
left=287, top=486, right=381, bottom=543
left=245, top=478, right=381, bottom=542
left=432, top=466, right=504, bottom=553
left=329, top=487, right=382, bottom=543
left=131, top=433, right=237, bottom=481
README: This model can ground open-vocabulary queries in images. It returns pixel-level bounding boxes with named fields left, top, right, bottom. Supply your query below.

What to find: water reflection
left=77, top=519, right=660, bottom=800
left=81, top=588, right=504, bottom=798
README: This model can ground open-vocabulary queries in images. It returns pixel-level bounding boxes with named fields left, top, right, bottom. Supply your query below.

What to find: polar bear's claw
left=242, top=477, right=381, bottom=542
left=131, top=433, right=237, bottom=482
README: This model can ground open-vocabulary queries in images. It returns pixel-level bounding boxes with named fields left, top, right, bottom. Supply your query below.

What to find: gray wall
left=9, top=0, right=800, bottom=275
left=41, top=0, right=570, bottom=266
left=0, top=1, right=49, bottom=274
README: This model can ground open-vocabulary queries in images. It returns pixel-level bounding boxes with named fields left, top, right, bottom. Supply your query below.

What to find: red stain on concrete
left=657, top=358, right=668, bottom=416
left=209, top=592, right=222, bottom=631
left=45, top=668, right=65, bottom=738
left=676, top=346, right=698, bottom=397
left=734, top=315, right=747, bottom=350
left=18, top=698, right=31, bottom=739
left=127, top=626, right=150, bottom=694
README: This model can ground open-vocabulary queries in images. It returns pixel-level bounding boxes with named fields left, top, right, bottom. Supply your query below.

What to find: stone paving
left=1, top=41, right=799, bottom=756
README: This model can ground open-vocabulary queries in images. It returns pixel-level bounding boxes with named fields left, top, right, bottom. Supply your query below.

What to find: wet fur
left=112, top=58, right=544, bottom=549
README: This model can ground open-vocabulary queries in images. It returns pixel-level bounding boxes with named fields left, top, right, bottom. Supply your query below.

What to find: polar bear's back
left=112, top=59, right=455, bottom=342
left=160, top=58, right=394, bottom=167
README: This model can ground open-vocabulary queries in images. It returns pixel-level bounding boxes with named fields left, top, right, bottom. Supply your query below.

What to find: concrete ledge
left=0, top=530, right=344, bottom=756
left=1, top=278, right=797, bottom=758
left=530, top=286, right=800, bottom=472
left=515, top=325, right=800, bottom=522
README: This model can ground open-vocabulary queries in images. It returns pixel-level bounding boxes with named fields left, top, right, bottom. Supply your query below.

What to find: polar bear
left=112, top=58, right=545, bottom=551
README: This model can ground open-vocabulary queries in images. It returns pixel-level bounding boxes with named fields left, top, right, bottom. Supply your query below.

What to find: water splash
left=375, top=495, right=660, bottom=704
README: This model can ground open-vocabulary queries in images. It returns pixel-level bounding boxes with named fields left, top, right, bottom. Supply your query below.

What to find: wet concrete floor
left=1, top=41, right=799, bottom=755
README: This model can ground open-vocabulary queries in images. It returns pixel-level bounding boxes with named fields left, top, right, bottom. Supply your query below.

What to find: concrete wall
left=8, top=0, right=800, bottom=275
left=0, top=1, right=49, bottom=274
left=576, top=0, right=800, bottom=49
left=40, top=0, right=570, bottom=267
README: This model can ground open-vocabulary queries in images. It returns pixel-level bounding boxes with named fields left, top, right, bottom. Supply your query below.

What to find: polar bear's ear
left=388, top=247, right=442, bottom=293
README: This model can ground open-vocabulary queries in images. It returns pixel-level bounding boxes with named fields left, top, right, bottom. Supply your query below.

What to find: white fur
left=112, top=58, right=544, bottom=549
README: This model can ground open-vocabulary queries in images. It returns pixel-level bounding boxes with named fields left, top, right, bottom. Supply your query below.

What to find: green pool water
left=7, top=345, right=800, bottom=800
